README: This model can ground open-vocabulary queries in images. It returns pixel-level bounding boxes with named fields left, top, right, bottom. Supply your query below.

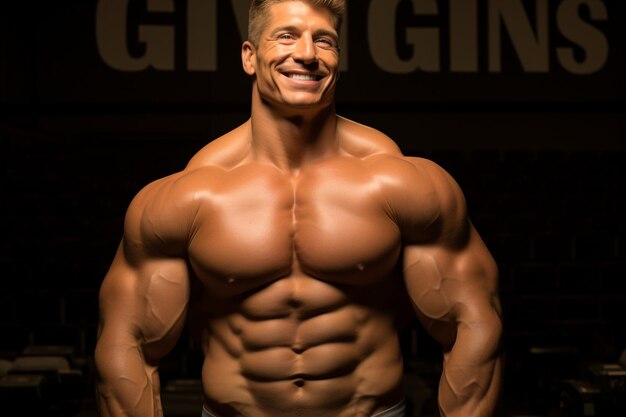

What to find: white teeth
left=288, top=73, right=317, bottom=81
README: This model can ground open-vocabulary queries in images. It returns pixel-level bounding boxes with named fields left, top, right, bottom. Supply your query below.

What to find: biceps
left=403, top=228, right=500, bottom=334
left=98, top=247, right=190, bottom=352
left=404, top=249, right=455, bottom=321
left=139, top=257, right=190, bottom=345
left=404, top=252, right=500, bottom=357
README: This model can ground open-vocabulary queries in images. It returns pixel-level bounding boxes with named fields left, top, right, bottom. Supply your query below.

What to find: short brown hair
left=248, top=0, right=345, bottom=46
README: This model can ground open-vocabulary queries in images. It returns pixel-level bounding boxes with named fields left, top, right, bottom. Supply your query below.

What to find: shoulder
left=124, top=121, right=252, bottom=256
left=335, top=116, right=465, bottom=222
left=403, top=157, right=466, bottom=208
left=123, top=164, right=227, bottom=259
left=369, top=155, right=469, bottom=244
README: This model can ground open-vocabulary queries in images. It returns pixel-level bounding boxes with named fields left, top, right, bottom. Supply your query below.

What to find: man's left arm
left=399, top=158, right=502, bottom=417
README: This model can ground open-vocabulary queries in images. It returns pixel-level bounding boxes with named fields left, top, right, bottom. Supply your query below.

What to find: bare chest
left=187, top=163, right=401, bottom=292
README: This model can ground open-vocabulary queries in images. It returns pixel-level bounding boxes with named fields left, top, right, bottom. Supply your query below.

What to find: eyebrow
left=270, top=25, right=339, bottom=41
left=314, top=29, right=339, bottom=41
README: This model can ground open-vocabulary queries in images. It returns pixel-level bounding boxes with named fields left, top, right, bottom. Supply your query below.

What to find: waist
left=202, top=399, right=406, bottom=417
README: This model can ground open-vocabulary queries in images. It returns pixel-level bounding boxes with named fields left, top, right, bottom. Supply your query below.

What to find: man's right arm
left=95, top=179, right=191, bottom=417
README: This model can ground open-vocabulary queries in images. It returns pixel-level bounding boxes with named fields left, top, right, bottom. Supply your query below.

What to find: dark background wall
left=1, top=1, right=625, bottom=416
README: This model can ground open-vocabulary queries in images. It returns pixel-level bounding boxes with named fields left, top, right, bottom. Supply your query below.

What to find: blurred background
left=1, top=0, right=624, bottom=416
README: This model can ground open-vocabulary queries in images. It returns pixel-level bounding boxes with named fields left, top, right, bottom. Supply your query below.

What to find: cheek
left=321, top=55, right=340, bottom=72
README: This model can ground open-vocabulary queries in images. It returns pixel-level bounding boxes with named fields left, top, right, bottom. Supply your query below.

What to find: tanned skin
left=95, top=2, right=502, bottom=416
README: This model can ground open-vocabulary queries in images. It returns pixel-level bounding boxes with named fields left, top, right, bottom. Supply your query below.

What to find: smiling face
left=242, top=1, right=340, bottom=112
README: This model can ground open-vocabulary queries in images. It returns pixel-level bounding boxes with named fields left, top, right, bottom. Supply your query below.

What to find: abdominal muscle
left=196, top=273, right=406, bottom=417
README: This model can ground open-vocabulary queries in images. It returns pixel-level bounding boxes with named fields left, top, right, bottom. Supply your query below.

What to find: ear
left=242, top=41, right=257, bottom=76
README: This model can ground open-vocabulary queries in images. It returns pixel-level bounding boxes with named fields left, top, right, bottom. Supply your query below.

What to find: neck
left=248, top=85, right=339, bottom=172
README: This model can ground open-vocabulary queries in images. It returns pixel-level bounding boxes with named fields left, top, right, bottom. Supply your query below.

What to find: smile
left=283, top=73, right=323, bottom=81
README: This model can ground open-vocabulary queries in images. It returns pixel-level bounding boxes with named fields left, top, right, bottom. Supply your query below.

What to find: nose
left=292, top=33, right=317, bottom=64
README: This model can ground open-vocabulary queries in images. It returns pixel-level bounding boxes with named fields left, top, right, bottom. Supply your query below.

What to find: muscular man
left=94, top=1, right=502, bottom=416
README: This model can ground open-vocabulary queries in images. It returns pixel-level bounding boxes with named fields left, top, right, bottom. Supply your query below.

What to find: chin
left=281, top=93, right=334, bottom=110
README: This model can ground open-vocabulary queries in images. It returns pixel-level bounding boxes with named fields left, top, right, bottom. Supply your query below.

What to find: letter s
left=557, top=0, right=609, bottom=74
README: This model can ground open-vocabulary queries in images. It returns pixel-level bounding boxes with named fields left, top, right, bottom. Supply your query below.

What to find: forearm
left=438, top=354, right=502, bottom=417
left=438, top=314, right=502, bottom=417
left=95, top=337, right=163, bottom=417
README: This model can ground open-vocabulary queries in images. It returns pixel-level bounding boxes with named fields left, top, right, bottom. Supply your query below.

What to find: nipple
left=356, top=263, right=365, bottom=271
left=227, top=277, right=236, bottom=284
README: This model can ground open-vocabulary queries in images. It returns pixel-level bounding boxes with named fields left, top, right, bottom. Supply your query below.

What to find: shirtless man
left=94, top=1, right=502, bottom=416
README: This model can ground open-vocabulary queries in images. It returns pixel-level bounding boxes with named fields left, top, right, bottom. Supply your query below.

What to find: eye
left=314, top=37, right=337, bottom=50
left=277, top=33, right=297, bottom=43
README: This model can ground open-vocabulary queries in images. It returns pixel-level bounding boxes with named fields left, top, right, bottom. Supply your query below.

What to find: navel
left=290, top=372, right=307, bottom=389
